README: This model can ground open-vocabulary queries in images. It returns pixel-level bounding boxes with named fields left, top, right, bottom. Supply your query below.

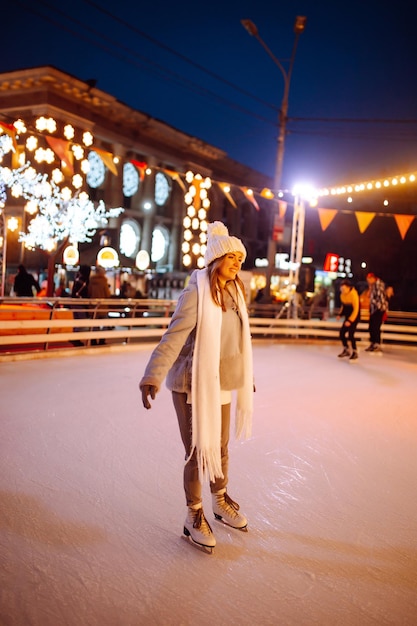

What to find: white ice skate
left=183, top=505, right=216, bottom=553
left=212, top=489, right=248, bottom=531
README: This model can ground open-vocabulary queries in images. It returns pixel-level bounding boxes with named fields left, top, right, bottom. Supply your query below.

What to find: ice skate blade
left=214, top=513, right=248, bottom=532
left=182, top=533, right=214, bottom=554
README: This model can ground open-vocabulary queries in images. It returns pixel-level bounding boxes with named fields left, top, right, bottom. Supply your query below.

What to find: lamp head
left=241, top=19, right=258, bottom=36
left=294, top=16, right=307, bottom=34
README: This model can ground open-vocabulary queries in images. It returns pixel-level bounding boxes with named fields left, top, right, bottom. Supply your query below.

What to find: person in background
left=36, top=280, right=48, bottom=298
left=336, top=279, right=360, bottom=361
left=88, top=266, right=111, bottom=345
left=139, top=222, right=254, bottom=552
left=365, top=272, right=388, bottom=353
left=88, top=265, right=111, bottom=299
left=309, top=286, right=329, bottom=320
left=385, top=285, right=394, bottom=311
left=71, top=265, right=91, bottom=299
left=55, top=278, right=70, bottom=297
left=254, top=288, right=265, bottom=303
left=13, top=264, right=41, bottom=297
left=70, top=265, right=91, bottom=347
left=120, top=280, right=135, bottom=298
left=359, top=286, right=370, bottom=324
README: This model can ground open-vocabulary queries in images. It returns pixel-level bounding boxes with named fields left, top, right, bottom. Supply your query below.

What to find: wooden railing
left=1, top=297, right=416, bottom=358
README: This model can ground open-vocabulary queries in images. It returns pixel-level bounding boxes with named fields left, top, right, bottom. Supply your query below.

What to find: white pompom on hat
left=204, top=221, right=247, bottom=267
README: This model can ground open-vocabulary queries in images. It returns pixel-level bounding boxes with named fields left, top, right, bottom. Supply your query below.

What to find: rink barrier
left=0, top=297, right=416, bottom=357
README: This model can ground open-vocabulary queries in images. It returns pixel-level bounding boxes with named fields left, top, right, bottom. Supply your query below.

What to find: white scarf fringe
left=189, top=269, right=253, bottom=483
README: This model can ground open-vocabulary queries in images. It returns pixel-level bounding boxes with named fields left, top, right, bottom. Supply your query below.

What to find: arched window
left=119, top=218, right=141, bottom=258
left=154, top=172, right=171, bottom=206
left=123, top=162, right=140, bottom=198
left=151, top=225, right=169, bottom=265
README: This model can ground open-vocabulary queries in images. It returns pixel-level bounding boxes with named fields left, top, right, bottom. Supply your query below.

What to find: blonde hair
left=207, top=256, right=246, bottom=311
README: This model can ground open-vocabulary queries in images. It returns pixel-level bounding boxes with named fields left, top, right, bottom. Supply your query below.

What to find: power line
left=290, top=117, right=417, bottom=124
left=82, top=0, right=278, bottom=112
left=14, top=0, right=278, bottom=126
left=10, top=0, right=417, bottom=147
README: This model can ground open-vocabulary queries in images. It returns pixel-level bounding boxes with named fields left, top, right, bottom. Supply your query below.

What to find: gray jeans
left=172, top=391, right=230, bottom=507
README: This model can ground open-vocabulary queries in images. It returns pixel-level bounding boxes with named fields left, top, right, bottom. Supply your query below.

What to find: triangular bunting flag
left=12, top=145, right=25, bottom=169
left=317, top=208, right=338, bottom=231
left=272, top=211, right=285, bottom=242
left=394, top=214, right=415, bottom=239
left=218, top=183, right=237, bottom=208
left=278, top=200, right=287, bottom=218
left=130, top=159, right=147, bottom=181
left=260, top=188, right=274, bottom=199
left=93, top=148, right=118, bottom=176
left=45, top=136, right=74, bottom=176
left=164, top=168, right=186, bottom=192
left=355, top=211, right=376, bottom=234
left=0, top=121, right=18, bottom=151
left=242, top=188, right=259, bottom=210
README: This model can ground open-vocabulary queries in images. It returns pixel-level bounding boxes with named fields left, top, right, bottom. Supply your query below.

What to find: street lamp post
left=241, top=16, right=306, bottom=301
left=288, top=194, right=305, bottom=318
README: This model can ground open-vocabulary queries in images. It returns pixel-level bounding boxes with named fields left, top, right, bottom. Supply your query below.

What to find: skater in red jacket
left=139, top=222, right=254, bottom=552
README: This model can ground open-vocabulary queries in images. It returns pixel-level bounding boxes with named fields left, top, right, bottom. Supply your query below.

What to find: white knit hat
left=204, top=221, right=247, bottom=267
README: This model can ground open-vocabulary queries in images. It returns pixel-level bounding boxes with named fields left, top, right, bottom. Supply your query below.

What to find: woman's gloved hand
left=141, top=384, right=157, bottom=409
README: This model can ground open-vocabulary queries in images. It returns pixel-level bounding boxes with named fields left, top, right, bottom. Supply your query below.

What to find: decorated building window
left=151, top=225, right=169, bottom=265
left=154, top=171, right=171, bottom=206
left=119, top=218, right=140, bottom=258
left=123, top=162, right=140, bottom=198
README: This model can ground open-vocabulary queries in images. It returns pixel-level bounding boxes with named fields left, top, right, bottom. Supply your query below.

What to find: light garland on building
left=181, top=171, right=211, bottom=268
left=1, top=112, right=417, bottom=282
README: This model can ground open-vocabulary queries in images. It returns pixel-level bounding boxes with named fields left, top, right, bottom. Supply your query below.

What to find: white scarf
left=190, top=269, right=253, bottom=483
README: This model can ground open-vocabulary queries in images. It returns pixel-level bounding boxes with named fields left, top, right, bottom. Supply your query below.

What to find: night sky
left=1, top=0, right=417, bottom=190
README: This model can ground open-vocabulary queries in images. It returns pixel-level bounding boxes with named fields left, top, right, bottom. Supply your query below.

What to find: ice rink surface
left=1, top=340, right=417, bottom=626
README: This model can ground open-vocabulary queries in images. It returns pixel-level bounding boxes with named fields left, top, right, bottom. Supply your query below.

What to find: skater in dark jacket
left=139, top=222, right=254, bottom=552
left=70, top=265, right=91, bottom=346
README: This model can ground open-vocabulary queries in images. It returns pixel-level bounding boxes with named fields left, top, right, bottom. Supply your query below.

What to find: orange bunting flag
left=0, top=121, right=18, bottom=151
left=218, top=183, right=237, bottom=208
left=93, top=148, right=118, bottom=176
left=272, top=212, right=285, bottom=242
left=11, top=145, right=25, bottom=169
left=130, top=159, right=147, bottom=181
left=278, top=200, right=287, bottom=218
left=242, top=188, right=259, bottom=210
left=355, top=211, right=376, bottom=234
left=164, top=168, right=186, bottom=192
left=260, top=188, right=274, bottom=199
left=317, top=208, right=338, bottom=231
left=45, top=136, right=74, bottom=176
left=394, top=214, right=415, bottom=239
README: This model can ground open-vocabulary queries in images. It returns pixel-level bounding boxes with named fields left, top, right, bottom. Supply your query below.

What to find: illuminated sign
left=323, top=253, right=339, bottom=272
left=97, top=246, right=119, bottom=268
left=63, top=245, right=79, bottom=266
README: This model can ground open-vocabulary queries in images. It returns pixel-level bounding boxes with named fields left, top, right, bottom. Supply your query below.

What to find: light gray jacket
left=139, top=271, right=244, bottom=394
left=140, top=275, right=198, bottom=394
